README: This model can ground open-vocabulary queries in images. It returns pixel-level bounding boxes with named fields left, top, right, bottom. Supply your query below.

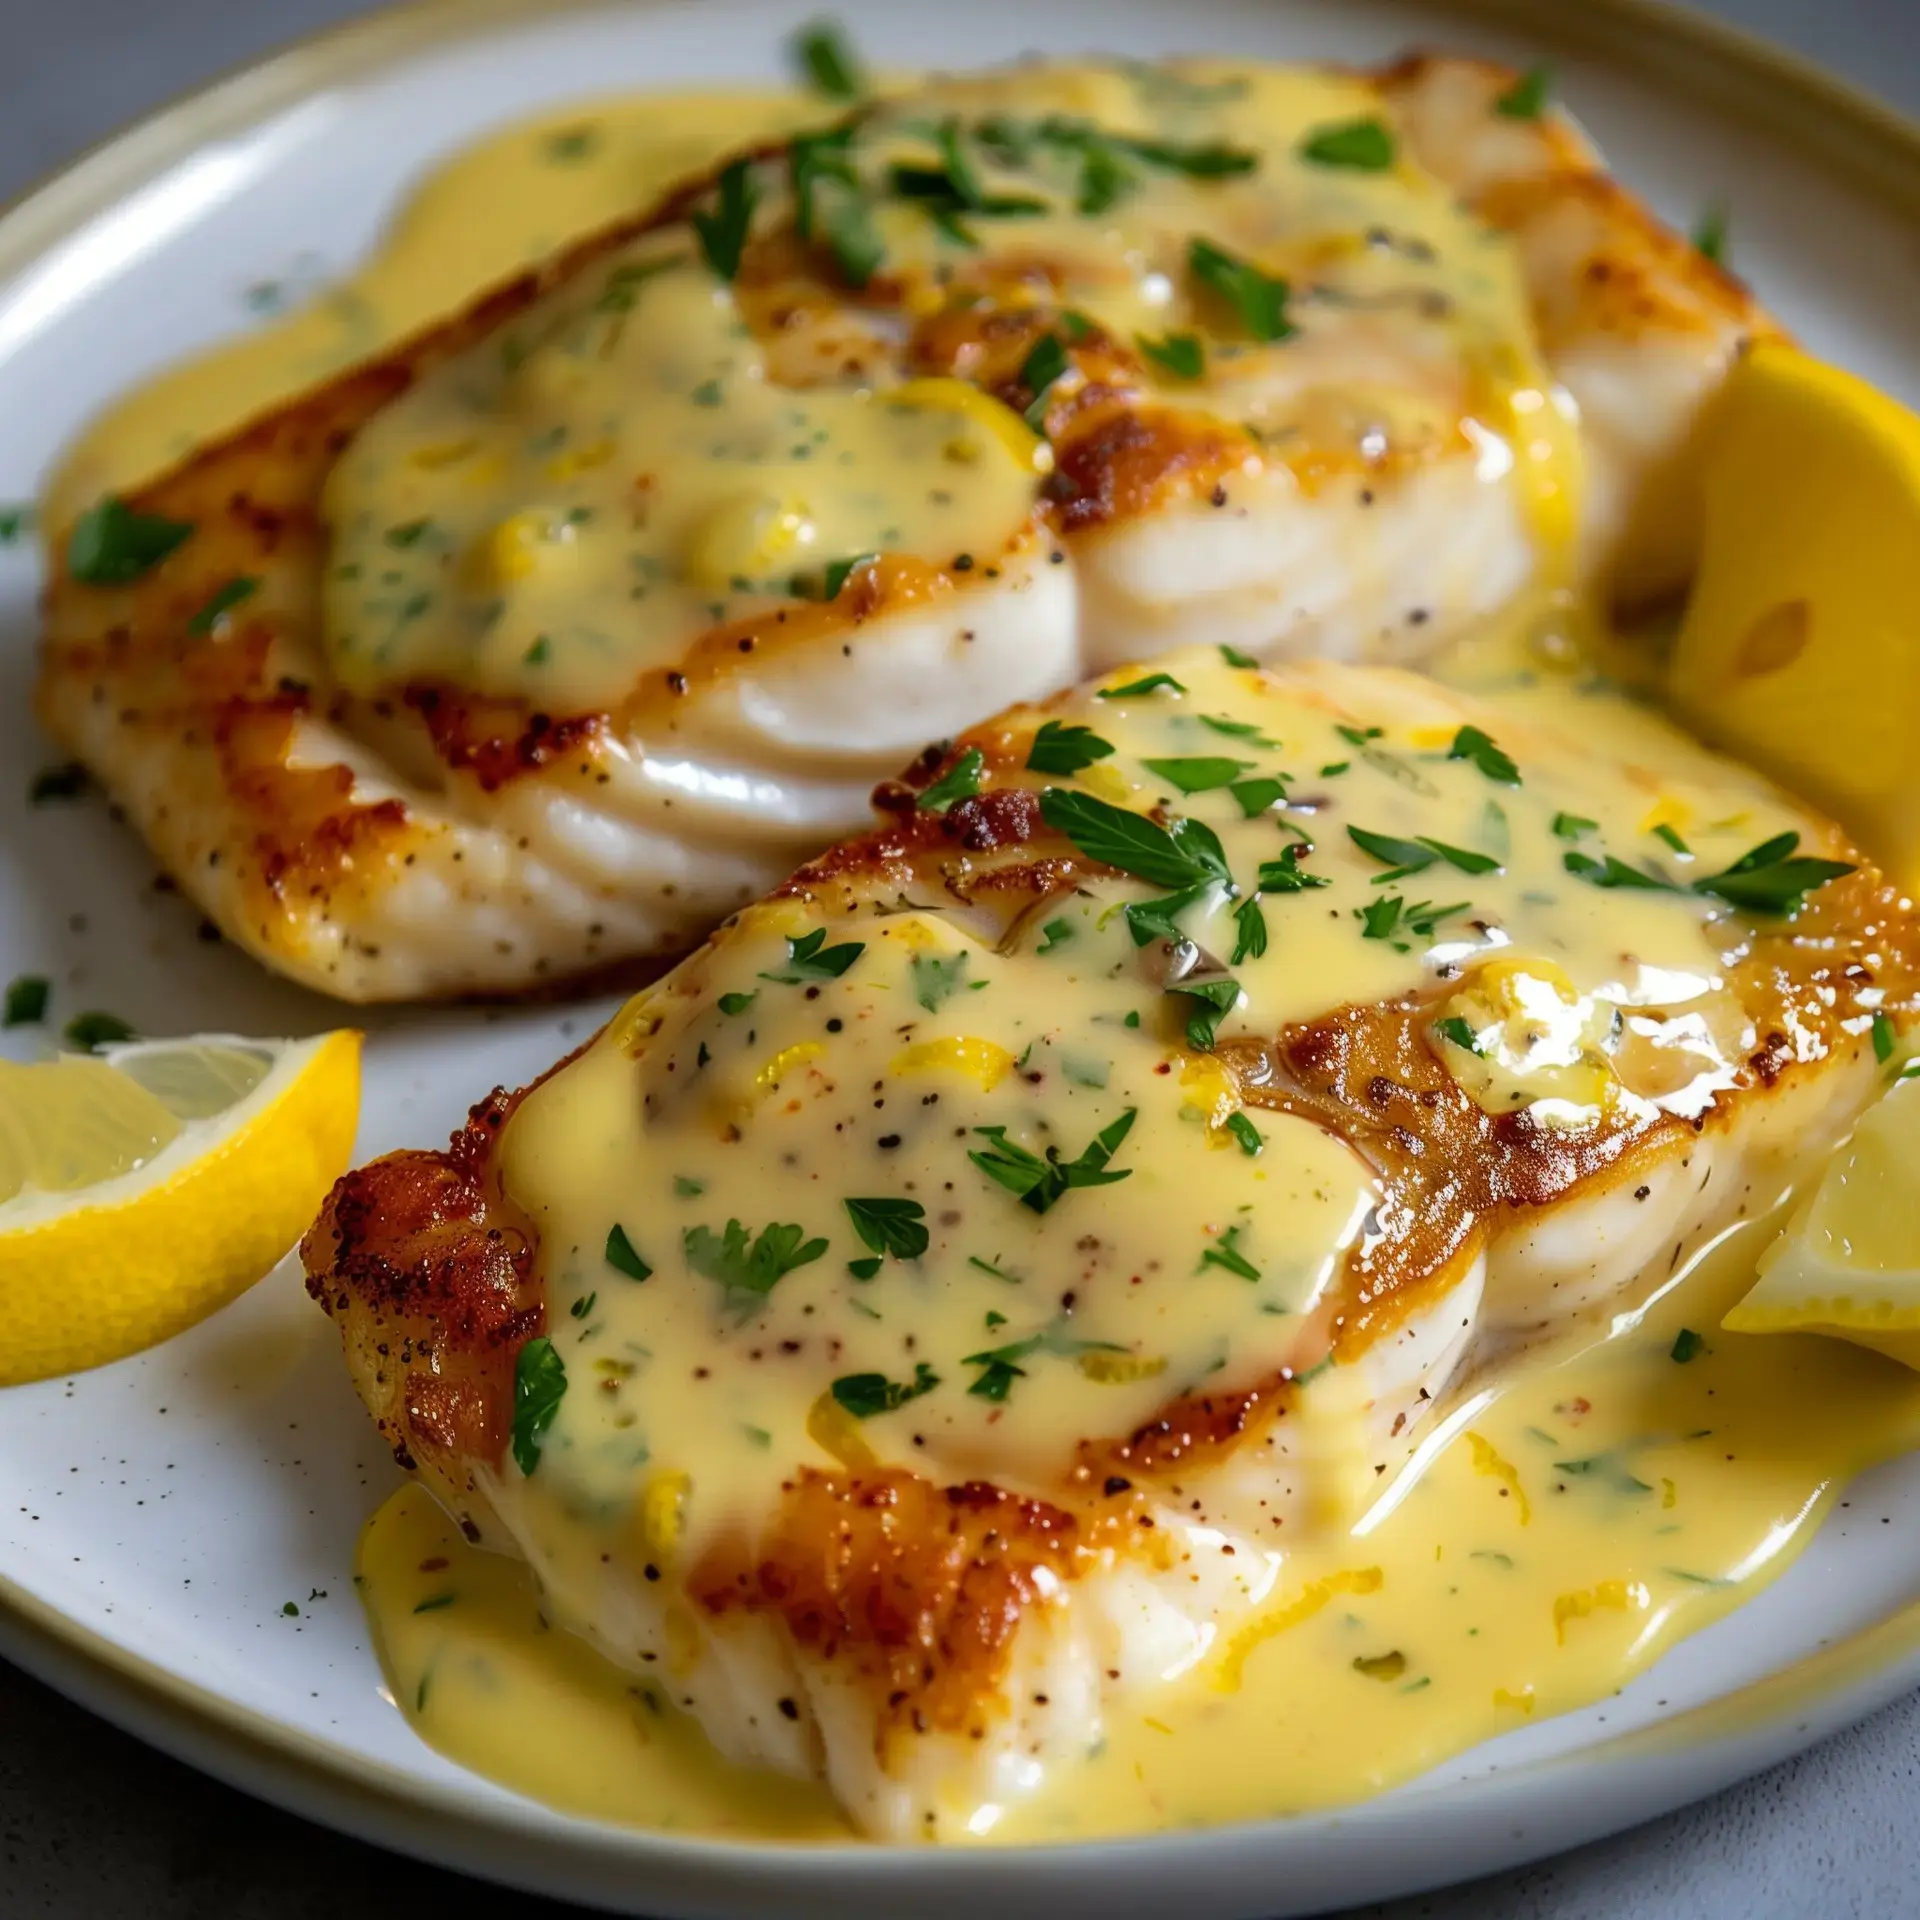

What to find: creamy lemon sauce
left=74, top=51, right=1898, bottom=1845
left=357, top=1210, right=1920, bottom=1840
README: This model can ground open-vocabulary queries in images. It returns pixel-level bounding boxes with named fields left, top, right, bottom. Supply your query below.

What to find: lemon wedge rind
left=0, top=1030, right=362, bottom=1386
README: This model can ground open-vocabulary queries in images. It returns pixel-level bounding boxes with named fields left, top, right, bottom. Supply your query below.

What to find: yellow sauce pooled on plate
left=64, top=65, right=1912, bottom=1845
left=356, top=1209, right=1920, bottom=1841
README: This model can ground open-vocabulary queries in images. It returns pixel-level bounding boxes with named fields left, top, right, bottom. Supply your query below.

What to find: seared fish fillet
left=41, top=55, right=1773, bottom=1002
left=304, top=646, right=1914, bottom=1836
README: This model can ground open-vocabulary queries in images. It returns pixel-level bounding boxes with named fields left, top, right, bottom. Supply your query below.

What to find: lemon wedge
left=1724, top=1070, right=1920, bottom=1367
left=1670, top=344, right=1920, bottom=891
left=0, top=1031, right=361, bottom=1385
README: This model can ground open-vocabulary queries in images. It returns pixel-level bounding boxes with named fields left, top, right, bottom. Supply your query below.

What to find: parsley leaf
left=1433, top=1015, right=1482, bottom=1055
left=64, top=1011, right=134, bottom=1052
left=186, top=576, right=259, bottom=636
left=1026, top=720, right=1114, bottom=775
left=910, top=949, right=970, bottom=1012
left=969, top=1108, right=1137, bottom=1213
left=1562, top=849, right=1676, bottom=892
left=1188, top=236, right=1294, bottom=342
left=961, top=1322, right=1129, bottom=1401
left=684, top=1218, right=829, bottom=1303
left=1225, top=1110, right=1263, bottom=1156
left=1652, top=822, right=1691, bottom=856
left=1019, top=333, right=1071, bottom=431
left=511, top=1337, right=567, bottom=1476
left=1690, top=832, right=1853, bottom=915
left=3, top=975, right=49, bottom=1026
left=692, top=158, right=758, bottom=280
left=68, top=497, right=194, bottom=585
left=1255, top=848, right=1330, bottom=893
left=1348, top=825, right=1499, bottom=881
left=1198, top=1222, right=1261, bottom=1281
left=1097, top=672, right=1186, bottom=699
left=1670, top=1328, right=1707, bottom=1365
left=1494, top=65, right=1553, bottom=119
left=1874, top=1011, right=1897, bottom=1065
left=1448, top=724, right=1520, bottom=786
left=1219, top=644, right=1259, bottom=668
left=1039, top=787, right=1229, bottom=889
left=1552, top=812, right=1599, bottom=840
left=1137, top=331, right=1205, bottom=380
left=1140, top=755, right=1251, bottom=794
left=761, top=926, right=864, bottom=984
left=1231, top=897, right=1267, bottom=964
left=1122, top=881, right=1210, bottom=948
left=1299, top=118, right=1396, bottom=170
left=1037, top=917, right=1075, bottom=954
left=791, top=19, right=865, bottom=98
left=918, top=748, right=987, bottom=812
left=604, top=1225, right=653, bottom=1281
left=717, top=990, right=757, bottom=1016
left=1693, top=203, right=1730, bottom=266
left=844, top=1195, right=929, bottom=1261
left=832, top=1362, right=939, bottom=1419
left=1229, top=776, right=1289, bottom=817
left=1168, top=976, right=1241, bottom=1049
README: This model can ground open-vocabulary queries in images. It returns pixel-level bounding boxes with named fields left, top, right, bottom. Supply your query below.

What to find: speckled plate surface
left=4, top=2, right=1920, bottom=1915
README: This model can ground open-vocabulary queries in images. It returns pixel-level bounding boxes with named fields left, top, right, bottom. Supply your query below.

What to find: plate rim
left=6, top=0, right=1920, bottom=1906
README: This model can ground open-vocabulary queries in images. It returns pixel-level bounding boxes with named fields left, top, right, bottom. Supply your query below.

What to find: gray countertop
left=4, top=3, right=1918, bottom=1915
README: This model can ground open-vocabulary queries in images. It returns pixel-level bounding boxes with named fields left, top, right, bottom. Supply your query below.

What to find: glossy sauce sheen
left=358, top=1211, right=1920, bottom=1840
left=142, top=78, right=1895, bottom=1839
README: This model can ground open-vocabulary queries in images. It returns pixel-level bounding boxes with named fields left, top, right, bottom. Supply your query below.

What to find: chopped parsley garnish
left=684, top=1218, right=829, bottom=1304
left=1494, top=65, right=1553, bottom=119
left=64, top=1011, right=134, bottom=1052
left=1693, top=203, right=1730, bottom=266
left=692, top=158, right=758, bottom=281
left=831, top=1362, right=939, bottom=1419
left=1169, top=976, right=1241, bottom=1049
left=1231, top=898, right=1267, bottom=965
left=1651, top=822, right=1691, bottom=855
left=760, top=926, right=864, bottom=983
left=910, top=949, right=970, bottom=1012
left=1197, top=713, right=1278, bottom=744
left=604, top=1224, right=652, bottom=1281
left=1026, top=720, right=1114, bottom=775
left=1448, top=725, right=1520, bottom=786
left=822, top=552, right=876, bottom=599
left=1298, top=118, right=1396, bottom=171
left=1225, top=1111, right=1263, bottom=1156
left=1433, top=1015, right=1482, bottom=1055
left=1039, top=788, right=1228, bottom=890
left=1188, top=237, right=1294, bottom=342
left=844, top=1195, right=929, bottom=1262
left=1255, top=848, right=1330, bottom=893
left=1097, top=672, right=1186, bottom=699
left=28, top=762, right=89, bottom=804
left=1352, top=1651, right=1408, bottom=1681
left=569, top=1291, right=597, bottom=1321
left=717, top=990, right=757, bottom=1016
left=3, top=975, right=49, bottom=1026
left=383, top=518, right=433, bottom=548
left=1019, top=333, right=1072, bottom=431
left=821, top=194, right=885, bottom=287
left=1198, top=1222, right=1261, bottom=1281
left=1358, top=896, right=1468, bottom=945
left=1348, top=825, right=1500, bottom=881
left=186, top=576, right=259, bottom=636
left=889, top=120, right=1047, bottom=231
left=1136, top=331, right=1205, bottom=380
left=969, top=1108, right=1137, bottom=1214
left=791, top=19, right=866, bottom=98
left=918, top=747, right=987, bottom=812
left=1229, top=776, right=1289, bottom=817
left=510, top=1337, right=567, bottom=1476
left=1874, top=1012, right=1897, bottom=1064
left=1552, top=812, right=1599, bottom=840
left=1122, top=883, right=1209, bottom=949
left=1037, top=917, right=1076, bottom=954
left=544, top=123, right=601, bottom=163
left=961, top=1323, right=1128, bottom=1401
left=1691, top=832, right=1852, bottom=914
left=1140, top=755, right=1251, bottom=794
left=1670, top=1328, right=1707, bottom=1365
left=1219, top=644, right=1259, bottom=668
left=67, top=497, right=194, bottom=585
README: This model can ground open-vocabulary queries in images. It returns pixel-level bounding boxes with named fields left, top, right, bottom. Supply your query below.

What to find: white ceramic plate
left=5, top=2, right=1920, bottom=1914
